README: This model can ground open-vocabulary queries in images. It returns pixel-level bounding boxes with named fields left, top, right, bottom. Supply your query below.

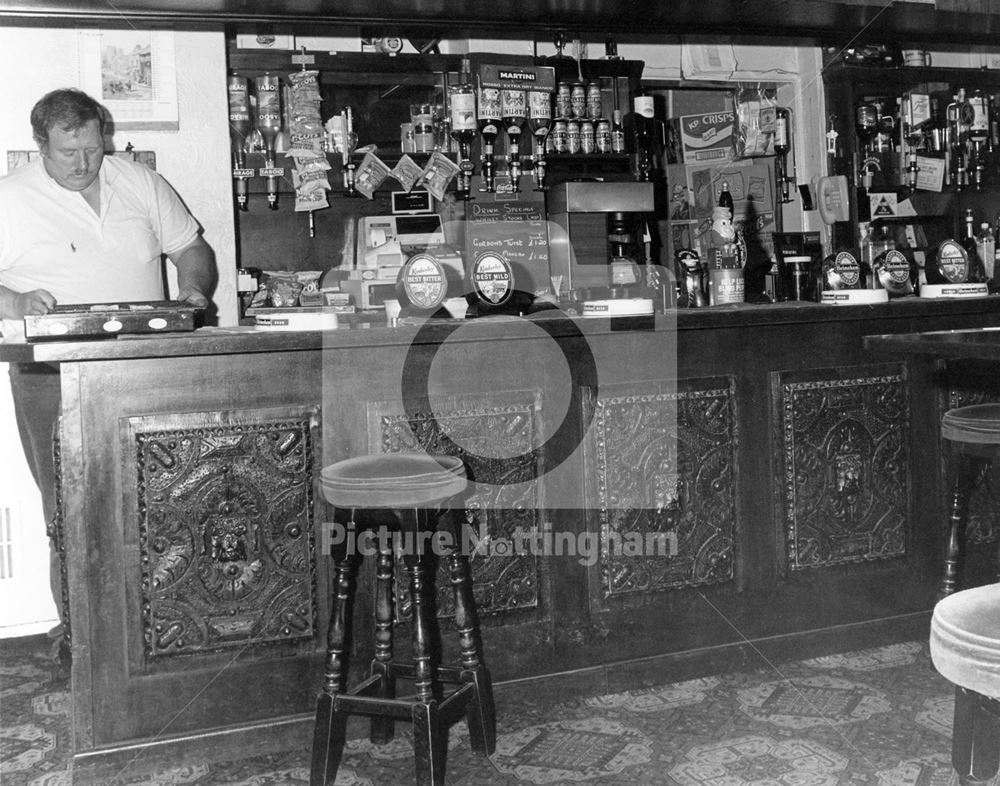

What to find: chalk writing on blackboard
left=465, top=192, right=550, bottom=293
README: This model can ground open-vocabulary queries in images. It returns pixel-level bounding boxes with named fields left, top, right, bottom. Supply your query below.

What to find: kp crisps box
left=679, top=111, right=736, bottom=164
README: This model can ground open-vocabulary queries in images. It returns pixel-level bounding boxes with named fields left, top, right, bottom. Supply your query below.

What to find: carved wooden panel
left=133, top=407, right=320, bottom=659
left=590, top=377, right=738, bottom=601
left=777, top=367, right=908, bottom=570
left=370, top=392, right=543, bottom=619
left=945, top=384, right=1000, bottom=545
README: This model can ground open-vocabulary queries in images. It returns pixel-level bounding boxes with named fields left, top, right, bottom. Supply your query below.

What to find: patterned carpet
left=1, top=634, right=994, bottom=785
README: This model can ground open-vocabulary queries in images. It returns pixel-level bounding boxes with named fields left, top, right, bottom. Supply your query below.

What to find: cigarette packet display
left=23, top=301, right=200, bottom=341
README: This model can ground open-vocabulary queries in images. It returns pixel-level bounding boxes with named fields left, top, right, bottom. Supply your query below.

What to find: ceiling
left=2, top=0, right=999, bottom=44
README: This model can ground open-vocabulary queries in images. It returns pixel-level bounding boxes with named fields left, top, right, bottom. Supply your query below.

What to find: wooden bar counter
left=5, top=297, right=1000, bottom=781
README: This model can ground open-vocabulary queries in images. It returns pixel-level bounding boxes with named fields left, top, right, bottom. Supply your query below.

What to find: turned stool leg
left=952, top=687, right=1000, bottom=785
left=404, top=508, right=446, bottom=786
left=311, top=539, right=358, bottom=786
left=370, top=531, right=396, bottom=744
left=942, top=454, right=991, bottom=599
left=446, top=525, right=496, bottom=756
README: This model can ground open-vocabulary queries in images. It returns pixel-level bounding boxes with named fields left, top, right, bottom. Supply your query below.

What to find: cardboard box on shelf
left=678, top=111, right=737, bottom=164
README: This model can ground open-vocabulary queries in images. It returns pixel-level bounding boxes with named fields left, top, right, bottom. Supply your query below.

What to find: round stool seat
left=931, top=583, right=1000, bottom=699
left=320, top=453, right=467, bottom=508
left=942, top=404, right=1000, bottom=445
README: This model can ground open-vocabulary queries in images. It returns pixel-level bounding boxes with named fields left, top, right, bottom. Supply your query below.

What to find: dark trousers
left=9, top=362, right=63, bottom=624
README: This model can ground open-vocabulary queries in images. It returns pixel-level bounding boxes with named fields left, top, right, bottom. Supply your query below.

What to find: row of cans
left=548, top=117, right=626, bottom=155
left=555, top=81, right=604, bottom=121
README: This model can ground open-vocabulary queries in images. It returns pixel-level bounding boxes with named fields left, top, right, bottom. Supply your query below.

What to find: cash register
left=326, top=190, right=463, bottom=310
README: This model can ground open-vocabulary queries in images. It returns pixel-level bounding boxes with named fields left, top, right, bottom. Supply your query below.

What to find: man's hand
left=0, top=286, right=56, bottom=320
left=175, top=287, right=210, bottom=310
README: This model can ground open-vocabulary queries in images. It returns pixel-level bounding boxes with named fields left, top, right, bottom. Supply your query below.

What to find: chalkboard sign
left=464, top=176, right=550, bottom=295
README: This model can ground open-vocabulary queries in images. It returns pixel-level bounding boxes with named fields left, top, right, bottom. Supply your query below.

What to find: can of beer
left=587, top=82, right=602, bottom=120
left=556, top=82, right=572, bottom=119
left=570, top=83, right=586, bottom=119
left=551, top=119, right=568, bottom=153
left=567, top=119, right=581, bottom=153
left=580, top=119, right=595, bottom=153
left=595, top=117, right=612, bottom=153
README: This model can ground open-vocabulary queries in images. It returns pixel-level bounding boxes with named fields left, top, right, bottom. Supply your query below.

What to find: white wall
left=0, top=25, right=238, bottom=325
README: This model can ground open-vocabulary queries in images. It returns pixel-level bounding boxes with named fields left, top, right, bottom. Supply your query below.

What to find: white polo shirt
left=0, top=155, right=200, bottom=337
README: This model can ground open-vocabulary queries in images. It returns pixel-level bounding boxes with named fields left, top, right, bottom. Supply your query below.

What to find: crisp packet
left=354, top=151, right=393, bottom=199
left=295, top=188, right=329, bottom=212
left=392, top=154, right=424, bottom=192
left=420, top=152, right=460, bottom=202
left=265, top=272, right=304, bottom=307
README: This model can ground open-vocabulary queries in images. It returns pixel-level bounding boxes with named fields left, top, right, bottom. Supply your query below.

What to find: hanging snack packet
left=734, top=86, right=777, bottom=158
left=392, top=154, right=424, bottom=192
left=354, top=151, right=393, bottom=200
left=419, top=152, right=460, bottom=202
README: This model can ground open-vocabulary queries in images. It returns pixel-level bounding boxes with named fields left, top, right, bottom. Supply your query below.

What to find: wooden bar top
left=865, top=327, right=1000, bottom=362
left=4, top=296, right=999, bottom=364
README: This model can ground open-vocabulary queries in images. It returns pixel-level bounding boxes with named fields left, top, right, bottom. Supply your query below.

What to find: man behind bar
left=0, top=88, right=216, bottom=676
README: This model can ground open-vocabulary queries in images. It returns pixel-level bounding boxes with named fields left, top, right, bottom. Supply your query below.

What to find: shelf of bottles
left=225, top=47, right=643, bottom=210
left=824, top=61, right=1000, bottom=278
left=851, top=85, right=999, bottom=194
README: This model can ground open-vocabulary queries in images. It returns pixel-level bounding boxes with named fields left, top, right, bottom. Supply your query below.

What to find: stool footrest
left=386, top=662, right=478, bottom=684
left=330, top=683, right=477, bottom=726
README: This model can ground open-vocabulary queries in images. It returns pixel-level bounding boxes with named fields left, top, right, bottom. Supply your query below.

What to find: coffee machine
left=547, top=180, right=656, bottom=294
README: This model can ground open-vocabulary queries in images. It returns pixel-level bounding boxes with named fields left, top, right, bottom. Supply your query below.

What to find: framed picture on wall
left=77, top=29, right=179, bottom=131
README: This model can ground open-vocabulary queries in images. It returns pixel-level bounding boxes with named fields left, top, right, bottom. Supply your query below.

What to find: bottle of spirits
left=969, top=89, right=990, bottom=190
left=962, top=209, right=987, bottom=282
left=976, top=221, right=996, bottom=282
left=449, top=58, right=477, bottom=200
left=227, top=74, right=252, bottom=212
left=477, top=79, right=502, bottom=193
left=527, top=89, right=553, bottom=190
left=631, top=89, right=657, bottom=181
left=773, top=107, right=792, bottom=202
left=501, top=88, right=527, bottom=191
left=717, top=181, right=734, bottom=219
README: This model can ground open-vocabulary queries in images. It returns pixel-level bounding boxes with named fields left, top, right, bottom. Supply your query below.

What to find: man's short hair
left=31, top=89, right=109, bottom=148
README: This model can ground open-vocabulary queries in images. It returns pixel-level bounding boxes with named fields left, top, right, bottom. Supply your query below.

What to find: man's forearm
left=171, top=236, right=217, bottom=307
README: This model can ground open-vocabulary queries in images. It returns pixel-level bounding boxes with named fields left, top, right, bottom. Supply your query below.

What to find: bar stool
left=940, top=404, right=1000, bottom=598
left=930, top=583, right=1000, bottom=785
left=311, top=453, right=496, bottom=786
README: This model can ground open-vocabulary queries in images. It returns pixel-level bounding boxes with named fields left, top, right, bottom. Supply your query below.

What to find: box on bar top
left=23, top=301, right=199, bottom=341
